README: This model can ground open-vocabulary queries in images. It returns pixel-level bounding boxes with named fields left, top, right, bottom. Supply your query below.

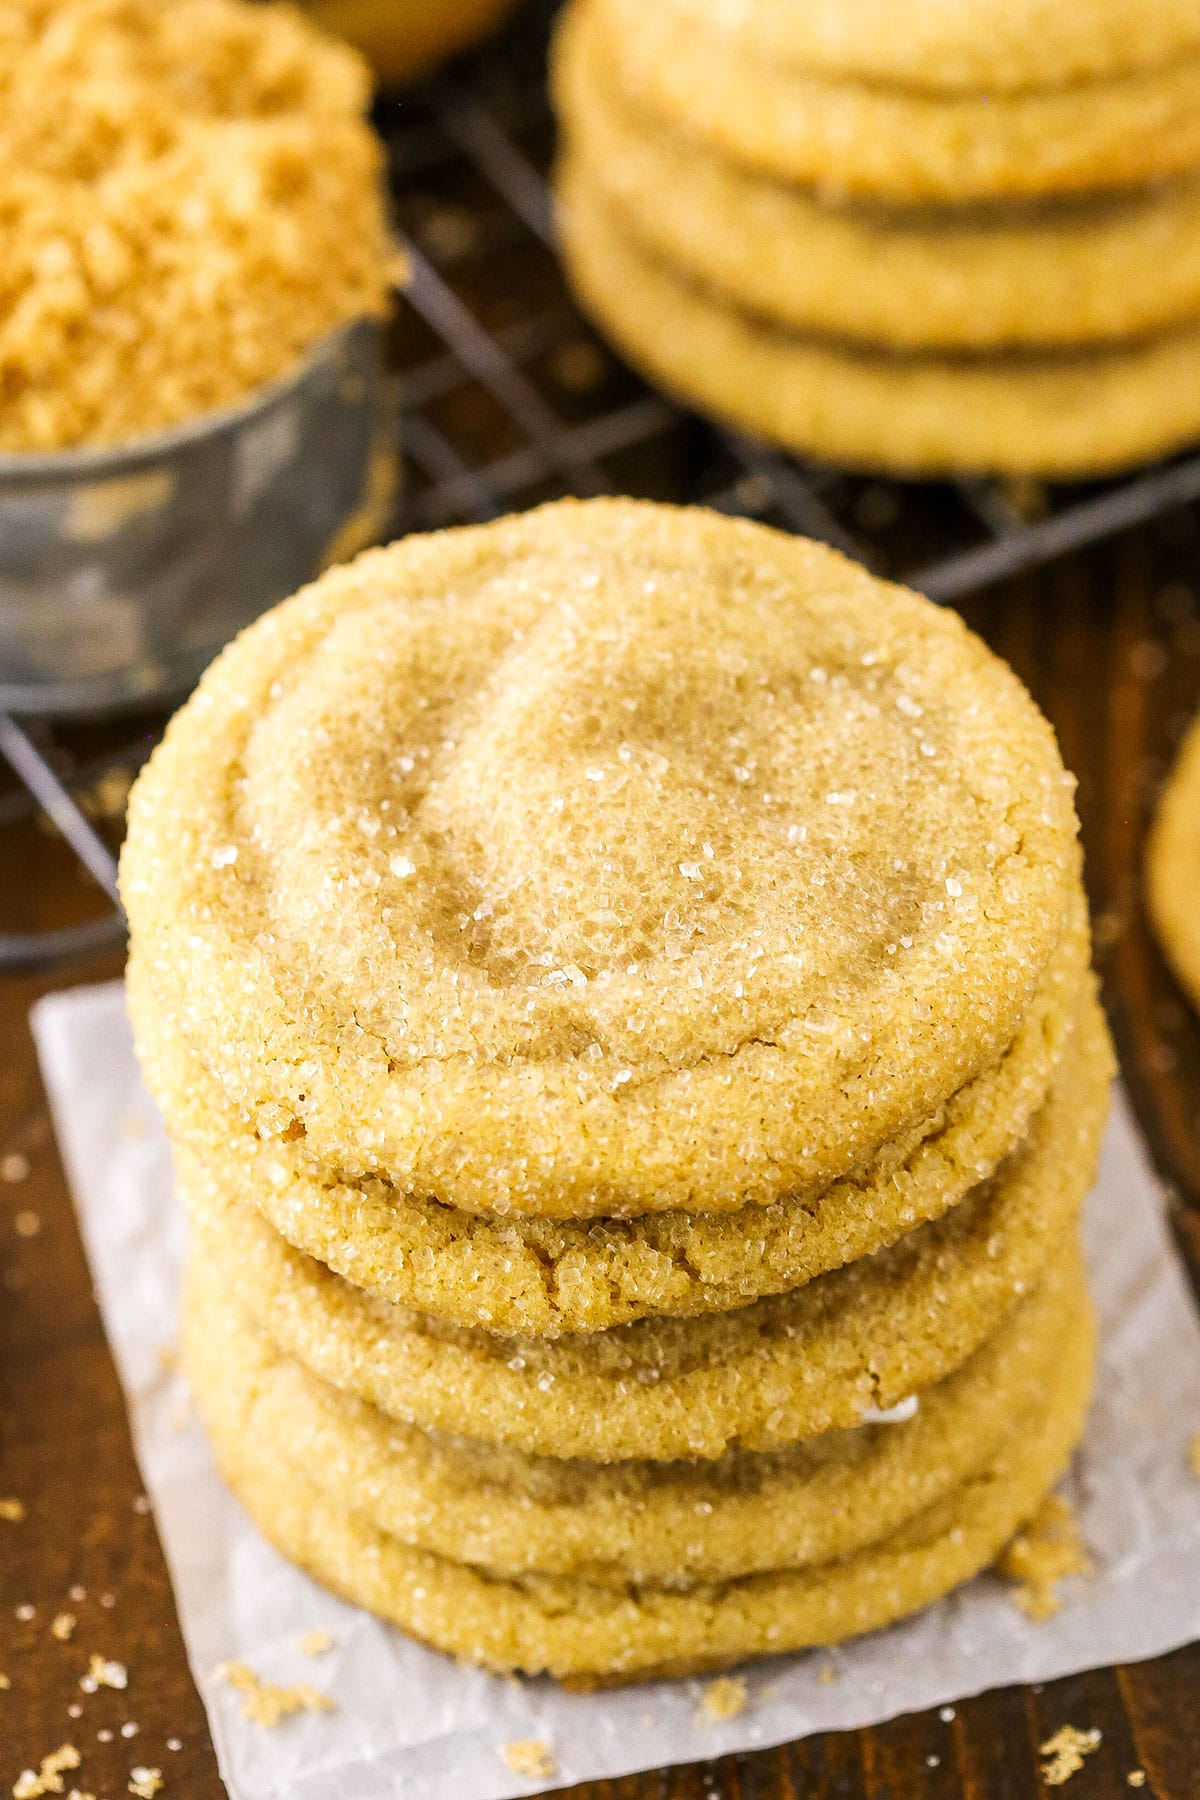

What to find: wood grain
left=3, top=515, right=1200, bottom=1796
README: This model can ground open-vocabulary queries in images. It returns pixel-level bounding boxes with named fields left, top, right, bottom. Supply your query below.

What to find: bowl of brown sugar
left=0, top=0, right=397, bottom=715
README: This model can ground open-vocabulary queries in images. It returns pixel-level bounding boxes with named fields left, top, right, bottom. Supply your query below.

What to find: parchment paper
left=32, top=980, right=1200, bottom=1800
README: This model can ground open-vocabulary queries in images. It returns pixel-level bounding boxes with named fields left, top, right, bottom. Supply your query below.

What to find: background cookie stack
left=553, top=0, right=1200, bottom=477
left=120, top=499, right=1111, bottom=1683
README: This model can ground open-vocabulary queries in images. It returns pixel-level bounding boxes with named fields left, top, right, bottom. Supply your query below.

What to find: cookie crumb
left=128, top=1769, right=162, bottom=1798
left=1189, top=1432, right=1200, bottom=1477
left=697, top=1676, right=748, bottom=1722
left=52, top=1615, right=76, bottom=1643
left=1127, top=1773, right=1147, bottom=1789
left=500, top=1740, right=556, bottom=1780
left=0, top=1674, right=10, bottom=1690
left=154, top=1345, right=178, bottom=1375
left=80, top=1656, right=127, bottom=1693
left=1040, top=1726, right=1102, bottom=1786
left=0, top=1499, right=25, bottom=1523
left=215, top=1662, right=334, bottom=1727
left=816, top=1663, right=838, bottom=1686
left=66, top=1790, right=96, bottom=1800
left=298, top=1630, right=333, bottom=1658
left=12, top=1744, right=81, bottom=1798
left=998, top=1495, right=1091, bottom=1620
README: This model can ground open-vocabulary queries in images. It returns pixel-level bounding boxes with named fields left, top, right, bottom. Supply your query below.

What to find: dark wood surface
left=4, top=515, right=1200, bottom=1796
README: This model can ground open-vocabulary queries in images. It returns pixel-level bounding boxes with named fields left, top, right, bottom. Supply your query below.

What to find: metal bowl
left=0, top=316, right=396, bottom=716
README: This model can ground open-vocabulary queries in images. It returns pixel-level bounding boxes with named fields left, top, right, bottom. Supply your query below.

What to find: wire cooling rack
left=7, top=0, right=1200, bottom=973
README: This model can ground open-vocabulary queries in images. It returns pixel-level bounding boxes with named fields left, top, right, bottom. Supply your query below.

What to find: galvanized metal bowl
left=0, top=316, right=396, bottom=716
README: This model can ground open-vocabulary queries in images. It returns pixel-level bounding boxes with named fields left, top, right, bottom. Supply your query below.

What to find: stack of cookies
left=553, top=0, right=1200, bottom=477
left=120, top=499, right=1111, bottom=1682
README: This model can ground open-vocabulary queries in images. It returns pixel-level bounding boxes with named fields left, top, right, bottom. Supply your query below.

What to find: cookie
left=179, top=988, right=1111, bottom=1462
left=646, top=0, right=1200, bottom=94
left=588, top=0, right=1200, bottom=201
left=121, top=500, right=1079, bottom=1220
left=559, top=171, right=1200, bottom=478
left=182, top=1237, right=1087, bottom=1585
left=189, top=1294, right=1095, bottom=1680
left=129, top=890, right=1087, bottom=1335
left=1146, top=711, right=1200, bottom=1011
left=556, top=12, right=1200, bottom=350
left=300, top=0, right=514, bottom=83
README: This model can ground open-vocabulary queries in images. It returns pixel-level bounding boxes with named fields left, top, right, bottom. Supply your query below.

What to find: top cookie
left=121, top=499, right=1078, bottom=1218
left=649, top=0, right=1200, bottom=94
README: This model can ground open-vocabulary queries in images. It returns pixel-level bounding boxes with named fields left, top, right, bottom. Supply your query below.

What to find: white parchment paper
left=32, top=980, right=1200, bottom=1800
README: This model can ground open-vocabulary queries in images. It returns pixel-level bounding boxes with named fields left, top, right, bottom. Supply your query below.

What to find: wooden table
left=3, top=517, right=1200, bottom=1797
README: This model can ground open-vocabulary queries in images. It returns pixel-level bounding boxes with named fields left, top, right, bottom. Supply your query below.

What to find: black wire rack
left=7, top=0, right=1200, bottom=974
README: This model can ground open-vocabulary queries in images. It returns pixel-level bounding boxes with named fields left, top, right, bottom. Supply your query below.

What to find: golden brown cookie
left=588, top=0, right=1200, bottom=201
left=299, top=0, right=515, bottom=84
left=646, top=0, right=1200, bottom=93
left=121, top=500, right=1079, bottom=1220
left=182, top=1237, right=1088, bottom=1585
left=555, top=11, right=1200, bottom=351
left=189, top=1292, right=1096, bottom=1680
left=178, top=987, right=1111, bottom=1462
left=559, top=170, right=1200, bottom=478
left=129, top=892, right=1087, bottom=1335
left=1146, top=711, right=1200, bottom=1011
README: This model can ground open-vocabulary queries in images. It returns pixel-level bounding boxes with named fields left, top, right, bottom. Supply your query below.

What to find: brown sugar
left=0, top=0, right=390, bottom=452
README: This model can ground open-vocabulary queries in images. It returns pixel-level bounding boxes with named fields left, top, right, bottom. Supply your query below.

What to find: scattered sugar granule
left=298, top=1631, right=333, bottom=1658
left=939, top=1706, right=956, bottom=1722
left=1189, top=1431, right=1200, bottom=1476
left=51, top=1614, right=76, bottom=1643
left=14, top=1211, right=41, bottom=1238
left=119, top=1725, right=138, bottom=1741
left=0, top=1499, right=25, bottom=1523
left=1, top=1153, right=30, bottom=1183
left=1127, top=1773, right=1147, bottom=1789
left=215, top=1662, right=334, bottom=1727
left=998, top=1495, right=1092, bottom=1620
left=16, top=1605, right=36, bottom=1622
left=697, top=1676, right=748, bottom=1723
left=500, top=1740, right=556, bottom=1780
left=128, top=1770, right=162, bottom=1799
left=1041, top=1726, right=1102, bottom=1786
left=12, top=1744, right=81, bottom=1798
left=80, top=1655, right=127, bottom=1693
